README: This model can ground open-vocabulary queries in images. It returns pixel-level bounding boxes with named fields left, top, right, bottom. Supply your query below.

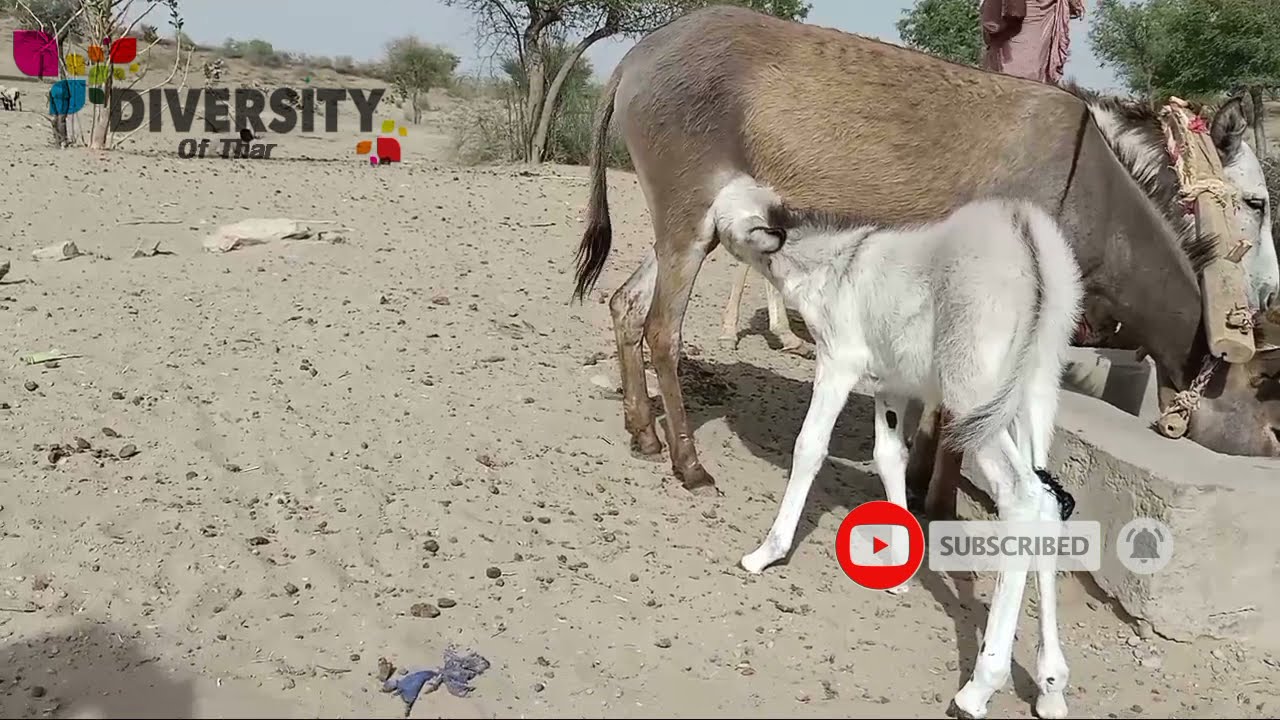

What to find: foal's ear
left=751, top=226, right=787, bottom=243
left=1211, top=95, right=1248, bottom=160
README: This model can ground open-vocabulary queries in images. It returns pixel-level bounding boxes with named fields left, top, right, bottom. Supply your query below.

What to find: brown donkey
left=571, top=5, right=1280, bottom=497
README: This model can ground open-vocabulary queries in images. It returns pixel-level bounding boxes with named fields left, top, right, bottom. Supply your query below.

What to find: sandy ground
left=2, top=75, right=1280, bottom=720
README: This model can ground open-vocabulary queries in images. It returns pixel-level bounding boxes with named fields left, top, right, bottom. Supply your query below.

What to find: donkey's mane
left=765, top=203, right=875, bottom=236
left=1060, top=82, right=1219, bottom=274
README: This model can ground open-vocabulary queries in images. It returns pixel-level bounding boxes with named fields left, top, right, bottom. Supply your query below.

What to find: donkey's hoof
left=630, top=432, right=664, bottom=460
left=952, top=682, right=992, bottom=720
left=718, top=334, right=740, bottom=351
left=780, top=338, right=814, bottom=358
left=677, top=465, right=720, bottom=496
left=1034, top=691, right=1068, bottom=720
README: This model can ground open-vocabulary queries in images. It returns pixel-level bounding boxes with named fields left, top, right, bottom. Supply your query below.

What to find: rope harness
left=1151, top=97, right=1260, bottom=437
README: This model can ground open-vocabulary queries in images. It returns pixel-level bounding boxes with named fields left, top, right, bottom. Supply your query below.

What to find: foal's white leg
left=764, top=279, right=809, bottom=354
left=873, top=394, right=912, bottom=595
left=1032, top=485, right=1069, bottom=720
left=719, top=261, right=752, bottom=350
left=1025, top=365, right=1064, bottom=470
left=1027, top=374, right=1071, bottom=719
left=953, top=431, right=1049, bottom=720
left=741, top=355, right=858, bottom=574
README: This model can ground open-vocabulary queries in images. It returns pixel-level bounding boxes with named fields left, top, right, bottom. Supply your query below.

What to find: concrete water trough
left=955, top=347, right=1280, bottom=649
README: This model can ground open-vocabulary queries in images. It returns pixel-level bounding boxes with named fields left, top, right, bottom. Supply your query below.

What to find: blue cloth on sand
left=382, top=649, right=491, bottom=711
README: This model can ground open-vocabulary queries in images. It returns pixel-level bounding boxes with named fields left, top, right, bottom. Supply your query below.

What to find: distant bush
left=450, top=78, right=629, bottom=169
left=450, top=49, right=629, bottom=169
left=221, top=38, right=283, bottom=67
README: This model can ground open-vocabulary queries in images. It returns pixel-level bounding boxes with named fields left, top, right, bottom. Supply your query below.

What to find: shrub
left=449, top=78, right=630, bottom=169
left=221, top=38, right=282, bottom=66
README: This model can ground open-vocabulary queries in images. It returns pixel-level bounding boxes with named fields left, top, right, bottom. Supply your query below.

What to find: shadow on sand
left=670, top=318, right=1046, bottom=710
left=0, top=619, right=197, bottom=718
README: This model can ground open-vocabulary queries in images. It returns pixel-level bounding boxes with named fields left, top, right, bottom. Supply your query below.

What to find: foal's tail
left=571, top=64, right=625, bottom=303
left=947, top=203, right=1085, bottom=452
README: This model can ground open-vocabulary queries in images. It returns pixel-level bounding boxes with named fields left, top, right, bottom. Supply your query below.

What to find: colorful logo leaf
left=358, top=120, right=407, bottom=165
left=65, top=52, right=86, bottom=76
left=48, top=79, right=86, bottom=115
left=13, top=29, right=60, bottom=78
left=110, top=37, right=136, bottom=63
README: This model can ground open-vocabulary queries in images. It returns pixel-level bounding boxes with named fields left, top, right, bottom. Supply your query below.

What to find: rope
left=1159, top=98, right=1242, bottom=214
left=1155, top=353, right=1223, bottom=434
left=1226, top=305, right=1259, bottom=333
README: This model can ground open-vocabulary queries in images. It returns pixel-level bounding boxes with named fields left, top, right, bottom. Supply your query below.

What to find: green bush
left=221, top=38, right=283, bottom=67
left=450, top=48, right=630, bottom=169
left=449, top=80, right=630, bottom=169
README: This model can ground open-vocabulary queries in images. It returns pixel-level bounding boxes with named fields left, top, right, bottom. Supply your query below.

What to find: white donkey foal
left=710, top=175, right=1085, bottom=720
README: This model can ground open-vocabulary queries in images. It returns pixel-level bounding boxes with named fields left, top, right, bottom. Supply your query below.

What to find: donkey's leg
left=873, top=393, right=913, bottom=595
left=904, top=402, right=940, bottom=511
left=925, top=424, right=963, bottom=522
left=646, top=223, right=718, bottom=494
left=719, top=260, right=752, bottom=350
left=741, top=354, right=857, bottom=573
left=765, top=279, right=810, bottom=356
left=609, top=248, right=663, bottom=457
left=953, top=431, right=1048, bottom=720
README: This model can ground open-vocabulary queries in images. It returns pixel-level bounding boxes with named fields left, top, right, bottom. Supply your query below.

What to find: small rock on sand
left=410, top=603, right=440, bottom=618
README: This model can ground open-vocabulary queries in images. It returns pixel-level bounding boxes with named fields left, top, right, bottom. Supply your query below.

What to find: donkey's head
left=1180, top=344, right=1280, bottom=456
left=1211, top=95, right=1278, bottom=311
left=1064, top=85, right=1280, bottom=455
left=1177, top=97, right=1280, bottom=456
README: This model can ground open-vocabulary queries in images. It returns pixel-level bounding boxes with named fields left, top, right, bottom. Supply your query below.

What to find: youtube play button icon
left=836, top=501, right=925, bottom=591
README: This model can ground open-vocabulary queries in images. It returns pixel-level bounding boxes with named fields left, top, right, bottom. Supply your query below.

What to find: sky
left=174, top=0, right=1123, bottom=92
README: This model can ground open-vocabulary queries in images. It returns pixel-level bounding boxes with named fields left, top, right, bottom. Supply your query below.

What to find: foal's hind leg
left=719, top=260, right=752, bottom=350
left=1027, top=365, right=1072, bottom=719
left=1032, top=482, right=1070, bottom=720
left=609, top=248, right=663, bottom=457
left=646, top=221, right=719, bottom=494
left=953, top=431, right=1058, bottom=720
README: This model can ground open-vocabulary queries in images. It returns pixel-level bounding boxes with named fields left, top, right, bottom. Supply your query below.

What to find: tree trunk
left=1249, top=86, right=1267, bottom=161
left=529, top=26, right=614, bottom=165
left=49, top=114, right=69, bottom=148
left=89, top=71, right=113, bottom=150
left=523, top=47, right=547, bottom=161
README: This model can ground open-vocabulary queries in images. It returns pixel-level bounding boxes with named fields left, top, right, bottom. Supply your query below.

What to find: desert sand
left=1, top=39, right=1280, bottom=720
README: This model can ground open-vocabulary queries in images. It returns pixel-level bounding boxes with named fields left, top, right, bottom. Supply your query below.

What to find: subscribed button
left=836, top=501, right=925, bottom=591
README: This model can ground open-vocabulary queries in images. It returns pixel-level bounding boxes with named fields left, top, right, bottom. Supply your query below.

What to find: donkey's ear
left=1210, top=96, right=1248, bottom=160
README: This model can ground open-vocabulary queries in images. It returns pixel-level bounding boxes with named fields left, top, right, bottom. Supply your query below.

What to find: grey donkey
left=710, top=173, right=1083, bottom=719
left=570, top=4, right=1280, bottom=502
left=717, top=89, right=1278, bottom=361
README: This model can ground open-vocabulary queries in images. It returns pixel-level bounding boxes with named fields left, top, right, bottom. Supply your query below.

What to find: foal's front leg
left=741, top=354, right=857, bottom=574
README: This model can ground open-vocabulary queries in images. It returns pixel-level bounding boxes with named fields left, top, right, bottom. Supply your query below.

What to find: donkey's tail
left=947, top=202, right=1085, bottom=453
left=571, top=64, right=625, bottom=303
